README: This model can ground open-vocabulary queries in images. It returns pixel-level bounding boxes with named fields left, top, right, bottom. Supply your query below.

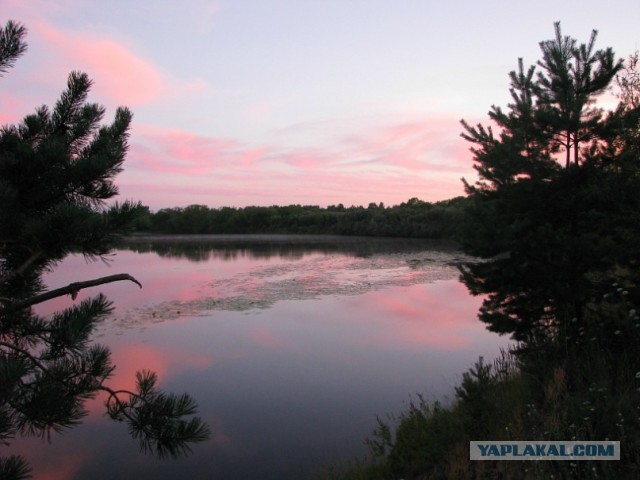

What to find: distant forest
left=131, top=196, right=469, bottom=239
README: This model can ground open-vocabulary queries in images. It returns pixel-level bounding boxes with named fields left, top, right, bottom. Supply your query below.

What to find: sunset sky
left=2, top=0, right=639, bottom=210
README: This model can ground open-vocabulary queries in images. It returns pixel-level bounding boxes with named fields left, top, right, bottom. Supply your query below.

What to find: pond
left=11, top=235, right=509, bottom=479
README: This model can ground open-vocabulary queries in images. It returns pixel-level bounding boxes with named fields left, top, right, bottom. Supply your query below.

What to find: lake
left=11, top=235, right=509, bottom=479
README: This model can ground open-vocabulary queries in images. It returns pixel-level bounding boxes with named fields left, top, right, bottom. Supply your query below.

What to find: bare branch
left=1, top=274, right=142, bottom=314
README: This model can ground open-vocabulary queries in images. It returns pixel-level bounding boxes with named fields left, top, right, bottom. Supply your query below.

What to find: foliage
left=616, top=50, right=640, bottom=112
left=131, top=196, right=470, bottom=239
left=460, top=22, right=640, bottom=343
left=0, top=20, right=208, bottom=478
left=0, top=20, right=26, bottom=76
left=330, top=333, right=640, bottom=479
left=104, top=370, right=210, bottom=459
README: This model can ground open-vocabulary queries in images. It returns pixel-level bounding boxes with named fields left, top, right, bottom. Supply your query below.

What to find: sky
left=1, top=0, right=639, bottom=210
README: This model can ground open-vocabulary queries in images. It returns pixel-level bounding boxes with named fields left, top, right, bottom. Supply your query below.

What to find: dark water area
left=9, top=235, right=509, bottom=480
left=122, top=234, right=461, bottom=262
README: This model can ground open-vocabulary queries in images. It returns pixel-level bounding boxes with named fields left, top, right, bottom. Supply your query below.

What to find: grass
left=323, top=283, right=640, bottom=480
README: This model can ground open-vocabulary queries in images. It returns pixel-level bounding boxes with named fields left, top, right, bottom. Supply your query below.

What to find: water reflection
left=122, top=234, right=461, bottom=262
left=15, top=237, right=508, bottom=480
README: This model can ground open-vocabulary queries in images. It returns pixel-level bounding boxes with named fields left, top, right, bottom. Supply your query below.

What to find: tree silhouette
left=0, top=21, right=209, bottom=479
left=460, top=23, right=640, bottom=345
left=536, top=23, right=623, bottom=166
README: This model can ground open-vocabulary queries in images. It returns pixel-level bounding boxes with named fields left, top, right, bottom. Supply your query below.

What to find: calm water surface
left=11, top=236, right=509, bottom=479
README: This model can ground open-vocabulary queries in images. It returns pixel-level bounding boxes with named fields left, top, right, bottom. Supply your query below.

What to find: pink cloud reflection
left=6, top=440, right=87, bottom=480
left=249, top=324, right=291, bottom=350
left=35, top=452, right=84, bottom=480
left=364, top=281, right=489, bottom=350
left=107, top=342, right=213, bottom=393
left=74, top=341, right=212, bottom=418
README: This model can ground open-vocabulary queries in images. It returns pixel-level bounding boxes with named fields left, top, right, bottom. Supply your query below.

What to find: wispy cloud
left=1, top=15, right=214, bottom=117
left=118, top=114, right=476, bottom=209
left=130, top=125, right=272, bottom=176
left=1, top=5, right=477, bottom=209
left=33, top=21, right=167, bottom=106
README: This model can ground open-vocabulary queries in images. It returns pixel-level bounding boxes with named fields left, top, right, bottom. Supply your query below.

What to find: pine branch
left=0, top=20, right=27, bottom=76
left=0, top=250, right=43, bottom=286
left=1, top=274, right=142, bottom=314
left=0, top=455, right=32, bottom=480
left=0, top=340, right=52, bottom=379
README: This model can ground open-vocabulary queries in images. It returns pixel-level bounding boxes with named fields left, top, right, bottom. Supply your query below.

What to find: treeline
left=131, top=196, right=469, bottom=239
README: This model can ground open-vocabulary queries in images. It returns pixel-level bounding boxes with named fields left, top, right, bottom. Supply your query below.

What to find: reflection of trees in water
left=121, top=235, right=457, bottom=262
left=112, top=243, right=472, bottom=332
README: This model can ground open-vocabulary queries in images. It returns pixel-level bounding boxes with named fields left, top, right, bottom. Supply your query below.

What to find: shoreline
left=122, top=232, right=461, bottom=248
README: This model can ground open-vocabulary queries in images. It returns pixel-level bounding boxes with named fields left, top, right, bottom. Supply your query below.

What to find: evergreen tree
left=0, top=21, right=209, bottom=479
left=460, top=23, right=640, bottom=345
left=461, top=58, right=560, bottom=193
left=457, top=28, right=640, bottom=475
left=536, top=23, right=622, bottom=167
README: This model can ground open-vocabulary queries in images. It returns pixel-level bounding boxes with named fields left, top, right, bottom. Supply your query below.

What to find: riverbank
left=324, top=284, right=640, bottom=479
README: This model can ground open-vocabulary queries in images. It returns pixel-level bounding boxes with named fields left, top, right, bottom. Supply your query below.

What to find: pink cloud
left=33, top=22, right=166, bottom=107
left=338, top=118, right=473, bottom=173
left=129, top=125, right=272, bottom=177
left=266, top=115, right=474, bottom=178
left=0, top=97, right=31, bottom=125
left=114, top=112, right=477, bottom=209
left=117, top=155, right=470, bottom=210
left=119, top=174, right=460, bottom=212
left=1, top=14, right=475, bottom=211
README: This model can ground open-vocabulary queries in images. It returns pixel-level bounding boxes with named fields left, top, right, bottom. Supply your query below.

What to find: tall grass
left=325, top=284, right=640, bottom=479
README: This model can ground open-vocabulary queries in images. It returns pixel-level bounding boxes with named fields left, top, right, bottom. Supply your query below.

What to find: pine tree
left=457, top=29, right=640, bottom=476
left=536, top=23, right=622, bottom=167
left=460, top=23, right=640, bottom=345
left=461, top=58, right=560, bottom=193
left=0, top=21, right=209, bottom=479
